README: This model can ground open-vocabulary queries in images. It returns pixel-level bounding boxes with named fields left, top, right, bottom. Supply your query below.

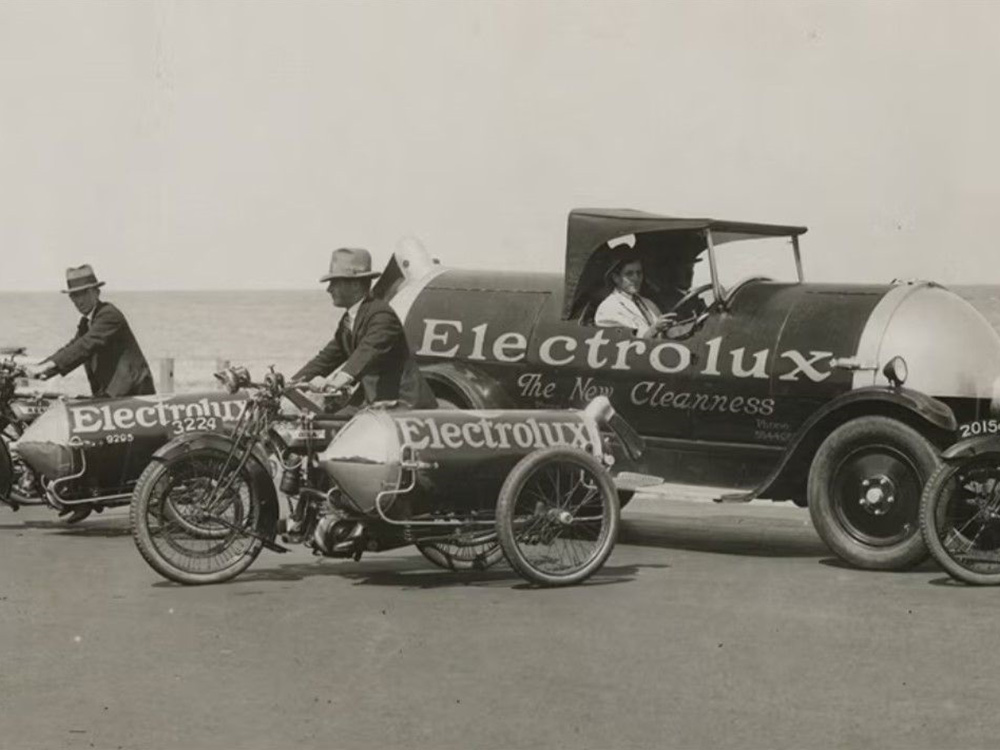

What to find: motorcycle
left=0, top=347, right=59, bottom=508
left=920, top=429, right=1000, bottom=584
left=130, top=366, right=639, bottom=587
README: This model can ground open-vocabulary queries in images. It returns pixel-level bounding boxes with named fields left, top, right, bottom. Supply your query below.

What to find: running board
left=617, top=480, right=756, bottom=504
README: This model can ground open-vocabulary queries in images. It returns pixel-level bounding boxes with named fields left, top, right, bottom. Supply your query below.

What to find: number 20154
left=959, top=420, right=1000, bottom=438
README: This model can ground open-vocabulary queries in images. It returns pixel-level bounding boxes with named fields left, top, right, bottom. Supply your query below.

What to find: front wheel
left=921, top=457, right=1000, bottom=585
left=130, top=448, right=267, bottom=585
left=808, top=416, right=940, bottom=570
left=496, top=448, right=619, bottom=586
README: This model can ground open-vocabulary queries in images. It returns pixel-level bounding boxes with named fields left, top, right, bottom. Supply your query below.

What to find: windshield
left=691, top=235, right=802, bottom=293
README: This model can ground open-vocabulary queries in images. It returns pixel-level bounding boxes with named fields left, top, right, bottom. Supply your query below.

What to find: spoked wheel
left=0, top=435, right=12, bottom=504
left=921, top=457, right=1000, bottom=585
left=496, top=447, right=619, bottom=586
left=417, top=535, right=504, bottom=571
left=131, top=448, right=266, bottom=585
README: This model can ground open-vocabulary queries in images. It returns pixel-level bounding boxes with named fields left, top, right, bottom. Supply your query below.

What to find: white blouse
left=594, top=289, right=662, bottom=337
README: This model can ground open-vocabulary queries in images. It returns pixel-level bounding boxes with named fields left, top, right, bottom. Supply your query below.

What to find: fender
left=420, top=361, right=515, bottom=410
left=754, top=386, right=957, bottom=502
left=941, top=434, right=1000, bottom=461
left=151, top=431, right=279, bottom=541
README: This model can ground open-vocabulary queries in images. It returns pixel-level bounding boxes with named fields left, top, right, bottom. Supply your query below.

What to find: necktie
left=81, top=316, right=90, bottom=333
left=343, top=316, right=354, bottom=350
left=632, top=295, right=654, bottom=326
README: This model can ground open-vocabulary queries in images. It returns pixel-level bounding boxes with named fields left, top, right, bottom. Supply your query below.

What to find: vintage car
left=371, top=209, right=1000, bottom=570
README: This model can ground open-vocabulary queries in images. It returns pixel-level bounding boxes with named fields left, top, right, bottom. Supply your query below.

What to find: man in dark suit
left=291, top=247, right=436, bottom=409
left=30, top=265, right=155, bottom=398
left=28, top=265, right=155, bottom=523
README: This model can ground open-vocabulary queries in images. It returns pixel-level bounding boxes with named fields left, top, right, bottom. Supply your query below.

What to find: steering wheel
left=670, top=282, right=717, bottom=319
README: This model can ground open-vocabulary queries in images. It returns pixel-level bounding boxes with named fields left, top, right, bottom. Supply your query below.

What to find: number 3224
left=171, top=416, right=219, bottom=435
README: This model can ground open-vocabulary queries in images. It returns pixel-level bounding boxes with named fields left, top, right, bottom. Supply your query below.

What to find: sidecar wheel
left=130, top=448, right=266, bottom=585
left=921, top=457, right=1000, bottom=585
left=417, top=539, right=504, bottom=571
left=496, top=448, right=619, bottom=587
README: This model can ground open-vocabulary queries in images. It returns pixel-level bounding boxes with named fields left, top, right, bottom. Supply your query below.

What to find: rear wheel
left=921, top=457, right=1000, bottom=585
left=808, top=416, right=939, bottom=570
left=496, top=448, right=619, bottom=586
left=130, top=448, right=266, bottom=585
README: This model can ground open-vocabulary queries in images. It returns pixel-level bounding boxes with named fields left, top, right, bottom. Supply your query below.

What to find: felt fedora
left=319, top=248, right=381, bottom=283
left=61, top=264, right=106, bottom=294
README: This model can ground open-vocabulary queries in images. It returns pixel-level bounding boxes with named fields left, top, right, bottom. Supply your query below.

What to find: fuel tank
left=15, top=391, right=248, bottom=492
left=318, top=406, right=605, bottom=517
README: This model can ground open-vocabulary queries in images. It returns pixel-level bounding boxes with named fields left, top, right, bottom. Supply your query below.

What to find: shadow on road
left=0, top=518, right=132, bottom=538
left=818, top=556, right=941, bottom=574
left=152, top=555, right=659, bottom=591
left=620, top=514, right=827, bottom=559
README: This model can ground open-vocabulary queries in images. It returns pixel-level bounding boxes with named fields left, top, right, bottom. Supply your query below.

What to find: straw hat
left=61, top=265, right=106, bottom=294
left=319, top=248, right=381, bottom=283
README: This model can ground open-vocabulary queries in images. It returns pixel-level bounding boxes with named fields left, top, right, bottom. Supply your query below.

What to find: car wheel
left=808, top=416, right=940, bottom=570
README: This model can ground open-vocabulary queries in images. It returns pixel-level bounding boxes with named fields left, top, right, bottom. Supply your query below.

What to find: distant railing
left=157, top=357, right=231, bottom=393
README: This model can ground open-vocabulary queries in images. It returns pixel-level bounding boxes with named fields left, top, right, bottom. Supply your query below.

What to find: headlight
left=882, top=356, right=908, bottom=388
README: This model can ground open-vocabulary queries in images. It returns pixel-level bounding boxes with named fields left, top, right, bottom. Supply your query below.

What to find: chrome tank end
left=853, top=282, right=1000, bottom=398
left=317, top=410, right=401, bottom=515
left=15, top=401, right=74, bottom=478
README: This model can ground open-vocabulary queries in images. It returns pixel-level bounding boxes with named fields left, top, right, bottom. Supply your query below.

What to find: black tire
left=130, top=448, right=266, bottom=585
left=921, top=457, right=1000, bottom=585
left=496, top=447, right=619, bottom=586
left=0, top=435, right=12, bottom=502
left=417, top=538, right=504, bottom=571
left=808, top=416, right=940, bottom=570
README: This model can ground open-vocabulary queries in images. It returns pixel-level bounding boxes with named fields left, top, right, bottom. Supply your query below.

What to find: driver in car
left=594, top=249, right=677, bottom=338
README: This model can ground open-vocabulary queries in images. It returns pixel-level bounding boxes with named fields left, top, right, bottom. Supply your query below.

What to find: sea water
left=1, top=286, right=999, bottom=395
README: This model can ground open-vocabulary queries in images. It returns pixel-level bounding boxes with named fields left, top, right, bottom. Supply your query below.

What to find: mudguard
left=421, top=361, right=515, bottom=409
left=941, top=434, right=1000, bottom=461
left=151, top=432, right=279, bottom=541
left=806, top=386, right=958, bottom=434
left=757, top=385, right=957, bottom=501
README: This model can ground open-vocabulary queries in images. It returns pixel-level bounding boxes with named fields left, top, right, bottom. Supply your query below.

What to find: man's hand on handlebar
left=291, top=372, right=353, bottom=395
left=26, top=362, right=57, bottom=381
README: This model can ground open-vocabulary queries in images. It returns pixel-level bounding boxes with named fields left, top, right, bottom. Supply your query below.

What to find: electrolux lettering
left=394, top=416, right=591, bottom=451
left=70, top=398, right=246, bottom=434
left=417, top=319, right=834, bottom=382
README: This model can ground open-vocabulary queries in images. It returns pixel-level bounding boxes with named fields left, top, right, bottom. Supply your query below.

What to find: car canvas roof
left=563, top=208, right=808, bottom=319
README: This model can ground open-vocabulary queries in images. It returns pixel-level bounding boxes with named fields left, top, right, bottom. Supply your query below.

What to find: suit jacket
left=49, top=301, right=156, bottom=398
left=293, top=298, right=436, bottom=408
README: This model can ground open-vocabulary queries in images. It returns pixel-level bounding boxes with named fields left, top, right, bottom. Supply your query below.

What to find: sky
left=1, top=0, right=999, bottom=291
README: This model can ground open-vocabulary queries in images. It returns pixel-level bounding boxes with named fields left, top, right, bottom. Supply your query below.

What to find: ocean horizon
left=3, top=284, right=1000, bottom=395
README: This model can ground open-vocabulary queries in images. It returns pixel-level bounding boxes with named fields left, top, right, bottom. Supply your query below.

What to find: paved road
left=2, top=495, right=999, bottom=750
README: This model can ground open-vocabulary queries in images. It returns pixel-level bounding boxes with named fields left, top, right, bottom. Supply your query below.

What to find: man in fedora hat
left=28, top=265, right=155, bottom=523
left=290, top=247, right=436, bottom=408
left=29, top=265, right=155, bottom=398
